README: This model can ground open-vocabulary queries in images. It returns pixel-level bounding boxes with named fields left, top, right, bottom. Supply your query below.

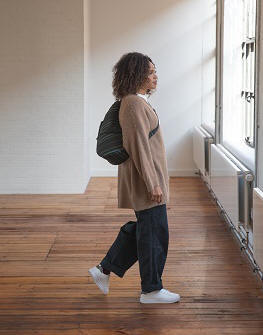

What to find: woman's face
left=143, top=62, right=158, bottom=92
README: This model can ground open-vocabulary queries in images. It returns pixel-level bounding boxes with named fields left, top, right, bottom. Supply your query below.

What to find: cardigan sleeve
left=120, top=100, right=159, bottom=194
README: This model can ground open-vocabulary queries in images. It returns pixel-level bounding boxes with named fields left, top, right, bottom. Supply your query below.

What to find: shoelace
left=160, top=289, right=172, bottom=295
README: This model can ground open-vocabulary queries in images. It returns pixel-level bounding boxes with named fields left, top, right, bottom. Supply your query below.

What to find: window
left=241, top=0, right=256, bottom=148
left=220, top=0, right=257, bottom=171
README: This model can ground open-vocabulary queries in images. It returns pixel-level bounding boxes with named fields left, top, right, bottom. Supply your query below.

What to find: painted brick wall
left=0, top=0, right=88, bottom=193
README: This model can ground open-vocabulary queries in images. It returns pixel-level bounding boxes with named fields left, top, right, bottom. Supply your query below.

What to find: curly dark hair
left=112, top=52, right=155, bottom=100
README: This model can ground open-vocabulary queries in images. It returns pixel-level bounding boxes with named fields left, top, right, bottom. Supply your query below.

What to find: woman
left=89, top=52, right=180, bottom=304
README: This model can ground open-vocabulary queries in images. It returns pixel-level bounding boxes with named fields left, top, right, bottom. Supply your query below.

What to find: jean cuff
left=141, top=282, right=163, bottom=293
left=100, top=258, right=126, bottom=278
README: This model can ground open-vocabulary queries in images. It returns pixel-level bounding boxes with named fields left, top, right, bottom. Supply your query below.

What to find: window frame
left=241, top=0, right=257, bottom=148
left=215, top=0, right=259, bottom=173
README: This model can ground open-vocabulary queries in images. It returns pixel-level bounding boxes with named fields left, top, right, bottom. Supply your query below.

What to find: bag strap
left=149, top=108, right=159, bottom=138
left=149, top=121, right=159, bottom=138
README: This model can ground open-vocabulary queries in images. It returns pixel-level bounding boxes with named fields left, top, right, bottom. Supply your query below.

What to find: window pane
left=221, top=0, right=255, bottom=171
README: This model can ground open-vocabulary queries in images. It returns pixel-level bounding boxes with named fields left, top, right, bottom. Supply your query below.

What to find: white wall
left=0, top=0, right=88, bottom=193
left=89, top=0, right=216, bottom=177
left=201, top=0, right=216, bottom=134
left=257, top=0, right=263, bottom=190
left=84, top=0, right=91, bottom=190
left=0, top=0, right=216, bottom=194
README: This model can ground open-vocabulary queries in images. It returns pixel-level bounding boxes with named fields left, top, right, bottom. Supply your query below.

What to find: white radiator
left=210, top=144, right=253, bottom=230
left=193, top=126, right=213, bottom=183
left=253, top=188, right=263, bottom=270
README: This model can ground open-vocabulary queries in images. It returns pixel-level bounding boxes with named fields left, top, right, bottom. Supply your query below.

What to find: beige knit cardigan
left=117, top=94, right=169, bottom=211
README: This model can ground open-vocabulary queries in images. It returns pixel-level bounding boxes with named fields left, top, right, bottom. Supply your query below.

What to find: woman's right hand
left=150, top=185, right=163, bottom=203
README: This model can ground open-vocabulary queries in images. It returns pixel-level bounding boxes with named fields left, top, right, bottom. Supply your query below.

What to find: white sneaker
left=140, top=288, right=180, bottom=304
left=88, top=266, right=110, bottom=295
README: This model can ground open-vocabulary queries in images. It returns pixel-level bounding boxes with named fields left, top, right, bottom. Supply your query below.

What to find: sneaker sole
left=88, top=267, right=109, bottom=295
left=140, top=296, right=180, bottom=304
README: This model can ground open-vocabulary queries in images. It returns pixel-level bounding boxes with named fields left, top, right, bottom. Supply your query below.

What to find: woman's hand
left=150, top=185, right=163, bottom=203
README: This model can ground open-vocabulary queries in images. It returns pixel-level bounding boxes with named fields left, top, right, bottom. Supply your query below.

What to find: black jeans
left=100, top=204, right=169, bottom=293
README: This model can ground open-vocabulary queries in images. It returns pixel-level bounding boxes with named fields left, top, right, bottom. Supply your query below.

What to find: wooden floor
left=0, top=177, right=263, bottom=335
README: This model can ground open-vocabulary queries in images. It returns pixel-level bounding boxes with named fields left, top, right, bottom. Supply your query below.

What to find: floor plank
left=0, top=177, right=263, bottom=334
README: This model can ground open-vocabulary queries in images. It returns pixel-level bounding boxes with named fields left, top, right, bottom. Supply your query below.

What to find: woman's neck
left=137, top=88, right=147, bottom=95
